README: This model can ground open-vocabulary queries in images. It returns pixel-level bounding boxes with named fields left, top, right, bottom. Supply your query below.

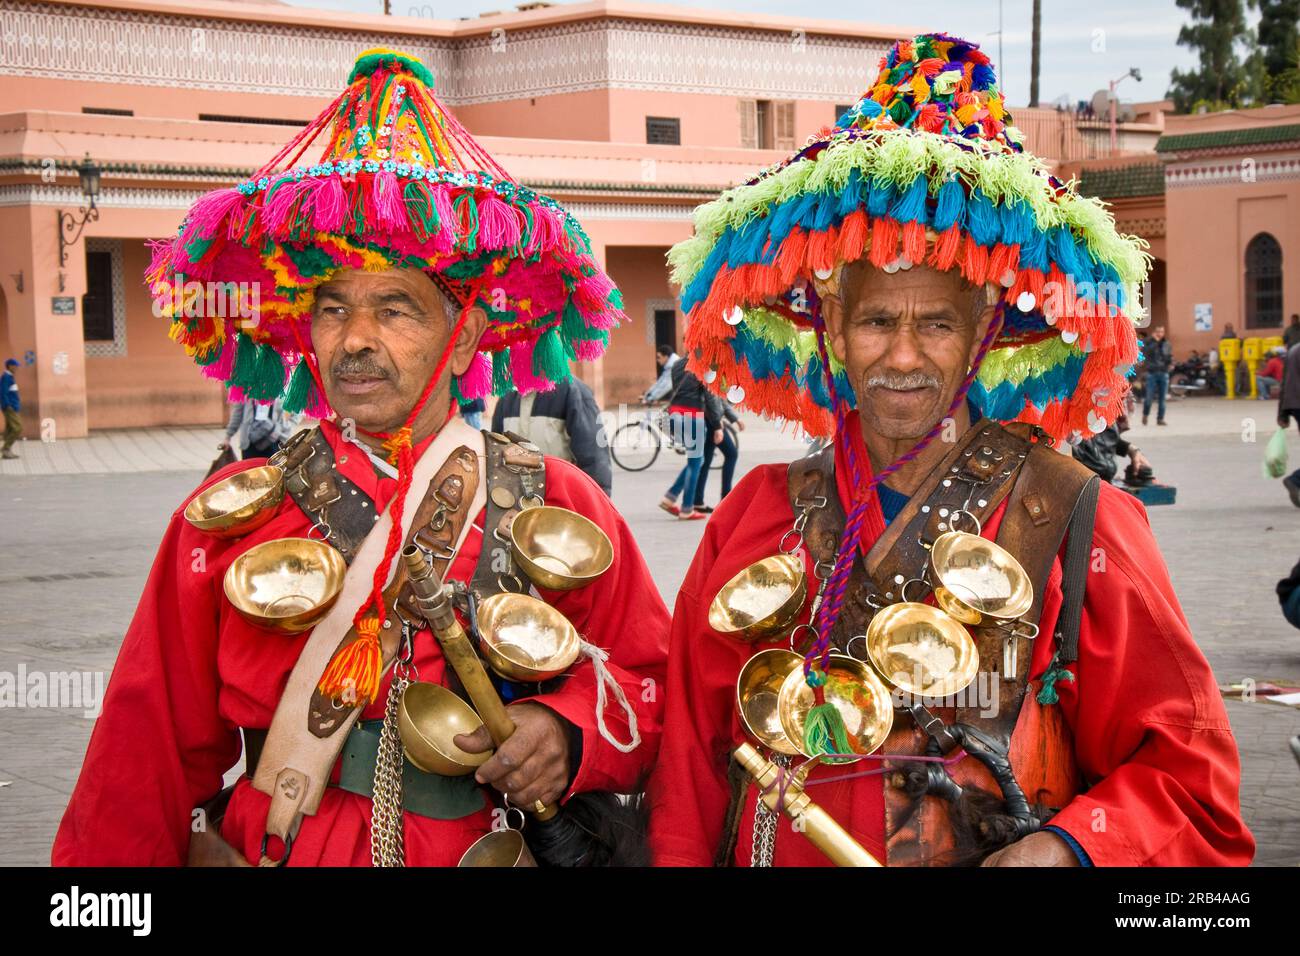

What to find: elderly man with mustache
left=648, top=34, right=1251, bottom=868
left=53, top=50, right=668, bottom=867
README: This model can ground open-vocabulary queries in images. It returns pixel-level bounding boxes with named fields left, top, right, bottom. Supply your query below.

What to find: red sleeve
left=51, top=477, right=243, bottom=865
left=646, top=467, right=782, bottom=866
left=1042, top=485, right=1254, bottom=866
left=528, top=458, right=670, bottom=796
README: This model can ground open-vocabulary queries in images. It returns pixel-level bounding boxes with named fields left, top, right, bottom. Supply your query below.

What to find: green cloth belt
left=336, top=720, right=488, bottom=821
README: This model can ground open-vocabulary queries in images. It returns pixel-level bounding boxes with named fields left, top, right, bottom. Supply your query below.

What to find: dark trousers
left=242, top=435, right=279, bottom=460
left=693, top=429, right=738, bottom=507
left=1143, top=371, right=1168, bottom=422
left=3, top=409, right=21, bottom=452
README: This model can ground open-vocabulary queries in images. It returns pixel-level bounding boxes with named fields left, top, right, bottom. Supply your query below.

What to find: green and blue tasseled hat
left=669, top=33, right=1148, bottom=443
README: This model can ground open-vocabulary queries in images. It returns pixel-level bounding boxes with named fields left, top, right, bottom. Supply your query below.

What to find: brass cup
left=864, top=602, right=979, bottom=698
left=222, top=537, right=345, bottom=634
left=510, top=505, right=614, bottom=591
left=929, top=530, right=1033, bottom=625
left=736, top=649, right=803, bottom=755
left=777, top=654, right=894, bottom=761
left=707, top=553, right=807, bottom=642
left=458, top=828, right=537, bottom=868
left=475, top=592, right=582, bottom=682
left=184, top=464, right=285, bottom=539
left=397, top=682, right=492, bottom=776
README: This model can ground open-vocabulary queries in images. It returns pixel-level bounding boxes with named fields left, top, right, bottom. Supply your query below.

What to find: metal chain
left=370, top=624, right=415, bottom=868
left=749, top=753, right=790, bottom=867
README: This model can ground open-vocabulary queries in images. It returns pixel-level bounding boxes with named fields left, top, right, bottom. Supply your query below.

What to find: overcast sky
left=281, top=0, right=1216, bottom=108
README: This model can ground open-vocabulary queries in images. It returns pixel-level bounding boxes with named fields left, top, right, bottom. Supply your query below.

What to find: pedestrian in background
left=492, top=377, right=612, bottom=496
left=1258, top=347, right=1286, bottom=400
left=643, top=343, right=680, bottom=403
left=1, top=358, right=22, bottom=459
left=1142, top=325, right=1173, bottom=426
left=1284, top=314, right=1300, bottom=351
left=1278, top=343, right=1300, bottom=507
left=657, top=359, right=717, bottom=521
left=220, top=396, right=299, bottom=460
left=690, top=390, right=742, bottom=513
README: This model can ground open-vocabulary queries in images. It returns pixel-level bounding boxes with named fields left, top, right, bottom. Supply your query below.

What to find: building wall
left=1165, top=171, right=1300, bottom=357
left=602, top=245, right=679, bottom=405
left=85, top=240, right=226, bottom=430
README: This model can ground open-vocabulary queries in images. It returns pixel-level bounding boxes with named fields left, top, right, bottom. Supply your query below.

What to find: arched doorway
left=1244, top=232, right=1282, bottom=330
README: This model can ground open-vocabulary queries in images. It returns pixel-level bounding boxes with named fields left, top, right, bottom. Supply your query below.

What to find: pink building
left=0, top=0, right=1181, bottom=436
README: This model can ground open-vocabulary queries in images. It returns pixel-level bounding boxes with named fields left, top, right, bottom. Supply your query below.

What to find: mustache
left=865, top=371, right=942, bottom=390
left=331, top=354, right=391, bottom=380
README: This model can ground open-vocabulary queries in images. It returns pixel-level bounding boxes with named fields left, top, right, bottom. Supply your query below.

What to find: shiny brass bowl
left=707, top=554, right=807, bottom=642
left=736, top=649, right=803, bottom=755
left=777, top=655, right=893, bottom=761
left=510, top=506, right=614, bottom=591
left=475, top=592, right=582, bottom=682
left=184, top=464, right=285, bottom=539
left=930, top=530, right=1033, bottom=625
left=864, top=602, right=979, bottom=697
left=222, top=537, right=345, bottom=634
left=397, top=682, right=491, bottom=776
left=458, top=828, right=537, bottom=867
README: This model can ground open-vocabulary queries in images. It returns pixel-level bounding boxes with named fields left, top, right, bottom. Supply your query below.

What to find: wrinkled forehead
left=837, top=259, right=982, bottom=315
left=313, top=266, right=457, bottom=316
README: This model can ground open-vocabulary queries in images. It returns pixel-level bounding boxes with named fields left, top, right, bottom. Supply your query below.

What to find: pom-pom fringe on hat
left=147, top=48, right=623, bottom=417
left=669, top=33, right=1149, bottom=444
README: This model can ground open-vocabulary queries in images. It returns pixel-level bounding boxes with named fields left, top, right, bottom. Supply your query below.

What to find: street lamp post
left=1109, top=68, right=1142, bottom=157
left=57, top=153, right=101, bottom=269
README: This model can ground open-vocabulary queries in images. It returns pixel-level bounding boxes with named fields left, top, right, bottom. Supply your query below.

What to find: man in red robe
left=647, top=34, right=1252, bottom=867
left=53, top=50, right=667, bottom=866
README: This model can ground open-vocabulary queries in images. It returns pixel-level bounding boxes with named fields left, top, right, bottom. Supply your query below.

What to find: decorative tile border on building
left=1114, top=216, right=1166, bottom=238
left=563, top=201, right=696, bottom=220
left=0, top=1, right=450, bottom=97
left=1165, top=154, right=1300, bottom=189
left=83, top=237, right=126, bottom=358
left=0, top=2, right=880, bottom=104
left=0, top=183, right=204, bottom=207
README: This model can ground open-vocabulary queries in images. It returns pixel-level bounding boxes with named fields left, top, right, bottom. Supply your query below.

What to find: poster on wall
left=1193, top=302, right=1213, bottom=332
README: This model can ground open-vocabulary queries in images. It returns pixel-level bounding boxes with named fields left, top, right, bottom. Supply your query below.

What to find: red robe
left=647, top=426, right=1254, bottom=867
left=53, top=420, right=668, bottom=866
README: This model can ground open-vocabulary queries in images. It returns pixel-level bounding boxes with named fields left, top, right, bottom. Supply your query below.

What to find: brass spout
left=400, top=547, right=558, bottom=820
left=733, top=743, right=883, bottom=868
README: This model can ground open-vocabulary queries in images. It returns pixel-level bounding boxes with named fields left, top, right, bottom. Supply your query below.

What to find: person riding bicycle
left=644, top=343, right=681, bottom=404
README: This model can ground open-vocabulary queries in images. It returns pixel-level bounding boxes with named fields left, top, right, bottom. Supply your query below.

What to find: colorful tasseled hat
left=148, top=48, right=622, bottom=416
left=669, top=33, right=1149, bottom=444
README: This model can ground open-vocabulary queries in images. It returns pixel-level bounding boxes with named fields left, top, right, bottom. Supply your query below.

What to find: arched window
left=1245, top=232, right=1282, bottom=329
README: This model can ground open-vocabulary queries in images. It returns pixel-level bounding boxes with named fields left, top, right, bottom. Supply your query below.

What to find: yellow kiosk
left=1218, top=336, right=1242, bottom=399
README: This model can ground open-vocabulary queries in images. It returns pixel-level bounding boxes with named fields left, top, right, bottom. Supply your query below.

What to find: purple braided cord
left=809, top=289, right=865, bottom=489
left=803, top=303, right=1007, bottom=682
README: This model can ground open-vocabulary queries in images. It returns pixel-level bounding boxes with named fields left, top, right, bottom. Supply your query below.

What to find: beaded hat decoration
left=668, top=33, right=1149, bottom=444
left=147, top=48, right=623, bottom=417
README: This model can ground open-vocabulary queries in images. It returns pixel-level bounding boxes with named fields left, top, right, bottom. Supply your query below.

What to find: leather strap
left=781, top=420, right=1097, bottom=866
left=305, top=444, right=480, bottom=739
left=250, top=420, right=488, bottom=861
left=469, top=431, right=547, bottom=601
left=277, top=428, right=378, bottom=564
left=1054, top=476, right=1101, bottom=667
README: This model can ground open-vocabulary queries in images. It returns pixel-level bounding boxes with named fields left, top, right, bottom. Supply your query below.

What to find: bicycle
left=610, top=405, right=740, bottom=473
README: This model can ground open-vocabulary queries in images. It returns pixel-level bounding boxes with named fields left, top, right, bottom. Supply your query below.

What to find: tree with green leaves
left=1168, top=0, right=1254, bottom=110
left=1257, top=0, right=1300, bottom=79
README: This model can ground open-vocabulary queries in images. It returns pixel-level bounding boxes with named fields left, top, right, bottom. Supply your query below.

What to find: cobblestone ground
left=0, top=397, right=1296, bottom=866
